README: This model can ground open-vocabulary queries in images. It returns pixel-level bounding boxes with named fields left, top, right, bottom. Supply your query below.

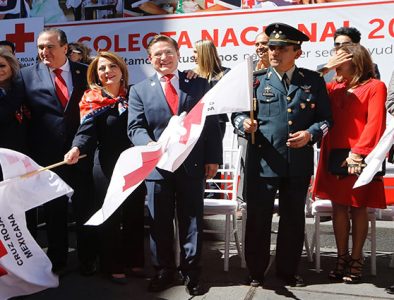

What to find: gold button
left=287, top=108, right=292, bottom=113
left=287, top=96, right=291, bottom=101
left=288, top=120, right=293, bottom=125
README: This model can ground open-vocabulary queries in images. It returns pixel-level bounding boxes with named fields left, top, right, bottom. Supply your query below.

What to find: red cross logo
left=0, top=240, right=8, bottom=277
left=122, top=148, right=163, bottom=192
left=6, top=23, right=35, bottom=53
left=179, top=101, right=205, bottom=145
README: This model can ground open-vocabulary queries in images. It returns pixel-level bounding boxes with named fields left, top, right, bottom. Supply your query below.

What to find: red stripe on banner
left=122, top=148, right=163, bottom=191
left=179, top=101, right=205, bottom=145
left=0, top=240, right=8, bottom=277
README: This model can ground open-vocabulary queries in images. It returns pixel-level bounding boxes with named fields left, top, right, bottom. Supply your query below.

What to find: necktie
left=163, top=74, right=179, bottom=115
left=53, top=69, right=69, bottom=108
left=282, top=73, right=290, bottom=92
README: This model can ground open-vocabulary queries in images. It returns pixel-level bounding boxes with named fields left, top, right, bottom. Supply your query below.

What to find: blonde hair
left=87, top=51, right=128, bottom=92
left=0, top=48, right=20, bottom=84
left=194, top=39, right=223, bottom=82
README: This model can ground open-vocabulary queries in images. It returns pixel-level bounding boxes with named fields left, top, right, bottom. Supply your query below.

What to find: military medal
left=300, top=85, right=311, bottom=93
left=263, top=86, right=274, bottom=97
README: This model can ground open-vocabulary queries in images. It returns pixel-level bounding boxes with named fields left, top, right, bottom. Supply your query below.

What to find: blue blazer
left=128, top=71, right=222, bottom=180
left=18, top=61, right=88, bottom=166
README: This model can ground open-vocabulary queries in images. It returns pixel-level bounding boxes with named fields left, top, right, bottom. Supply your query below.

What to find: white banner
left=52, top=0, right=394, bottom=84
left=0, top=17, right=44, bottom=67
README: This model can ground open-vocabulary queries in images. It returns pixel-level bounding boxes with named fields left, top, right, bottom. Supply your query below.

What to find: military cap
left=265, top=23, right=309, bottom=46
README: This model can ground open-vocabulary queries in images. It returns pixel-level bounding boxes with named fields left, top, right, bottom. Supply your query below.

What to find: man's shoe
left=243, top=275, right=263, bottom=287
left=278, top=274, right=305, bottom=287
left=79, top=262, right=97, bottom=276
left=385, top=285, right=394, bottom=294
left=148, top=270, right=175, bottom=292
left=184, top=276, right=202, bottom=296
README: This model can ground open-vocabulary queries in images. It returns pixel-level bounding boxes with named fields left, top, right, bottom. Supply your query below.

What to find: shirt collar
left=50, top=59, right=71, bottom=73
left=273, top=65, right=296, bottom=81
left=157, top=70, right=179, bottom=81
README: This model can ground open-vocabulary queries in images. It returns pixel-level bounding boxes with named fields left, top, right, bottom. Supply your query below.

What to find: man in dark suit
left=233, top=23, right=332, bottom=287
left=128, top=35, right=222, bottom=296
left=17, top=28, right=97, bottom=275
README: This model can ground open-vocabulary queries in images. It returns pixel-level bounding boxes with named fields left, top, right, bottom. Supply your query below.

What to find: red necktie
left=53, top=69, right=69, bottom=108
left=163, top=74, right=178, bottom=115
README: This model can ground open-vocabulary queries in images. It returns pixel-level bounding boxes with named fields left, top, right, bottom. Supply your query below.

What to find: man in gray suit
left=128, top=35, right=222, bottom=296
left=233, top=23, right=332, bottom=287
left=17, top=28, right=97, bottom=275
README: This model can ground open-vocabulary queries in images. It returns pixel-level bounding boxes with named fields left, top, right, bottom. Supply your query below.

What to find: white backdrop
left=55, top=0, right=394, bottom=84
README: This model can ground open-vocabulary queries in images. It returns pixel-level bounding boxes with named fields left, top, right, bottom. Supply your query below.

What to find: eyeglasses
left=333, top=41, right=352, bottom=48
left=152, top=50, right=176, bottom=59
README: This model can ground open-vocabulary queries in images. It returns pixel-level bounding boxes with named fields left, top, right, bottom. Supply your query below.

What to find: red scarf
left=79, top=88, right=127, bottom=124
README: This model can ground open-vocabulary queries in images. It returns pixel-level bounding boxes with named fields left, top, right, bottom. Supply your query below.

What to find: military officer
left=232, top=23, right=332, bottom=287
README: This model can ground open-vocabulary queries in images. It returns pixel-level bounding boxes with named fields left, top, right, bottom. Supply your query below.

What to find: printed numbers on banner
left=369, top=18, right=394, bottom=39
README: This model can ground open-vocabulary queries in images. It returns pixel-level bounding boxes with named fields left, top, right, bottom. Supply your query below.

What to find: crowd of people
left=1, top=20, right=394, bottom=297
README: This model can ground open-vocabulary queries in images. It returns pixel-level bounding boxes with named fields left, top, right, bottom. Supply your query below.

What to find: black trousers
left=145, top=168, right=204, bottom=279
left=245, top=176, right=310, bottom=279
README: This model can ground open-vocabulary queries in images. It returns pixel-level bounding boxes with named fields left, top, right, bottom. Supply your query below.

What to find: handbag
left=328, top=148, right=385, bottom=176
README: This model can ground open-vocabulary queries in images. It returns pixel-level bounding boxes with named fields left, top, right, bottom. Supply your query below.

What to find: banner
left=0, top=17, right=43, bottom=67
left=52, top=0, right=394, bottom=84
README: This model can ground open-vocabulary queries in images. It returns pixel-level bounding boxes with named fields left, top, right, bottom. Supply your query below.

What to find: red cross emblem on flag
left=0, top=240, right=8, bottom=277
left=6, top=23, right=35, bottom=53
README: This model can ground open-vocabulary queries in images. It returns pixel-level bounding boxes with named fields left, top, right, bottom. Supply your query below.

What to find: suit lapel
left=288, top=67, right=302, bottom=96
left=65, top=61, right=85, bottom=112
left=266, top=68, right=287, bottom=95
left=177, top=71, right=187, bottom=114
left=38, top=63, right=60, bottom=107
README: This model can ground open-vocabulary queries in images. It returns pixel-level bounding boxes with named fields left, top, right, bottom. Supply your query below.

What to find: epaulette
left=253, top=68, right=268, bottom=77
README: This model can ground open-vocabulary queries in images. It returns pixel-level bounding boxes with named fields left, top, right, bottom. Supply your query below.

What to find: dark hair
left=38, top=28, right=68, bottom=46
left=334, top=27, right=361, bottom=43
left=146, top=35, right=179, bottom=55
left=338, top=44, right=375, bottom=86
left=68, top=42, right=93, bottom=64
left=0, top=40, right=16, bottom=53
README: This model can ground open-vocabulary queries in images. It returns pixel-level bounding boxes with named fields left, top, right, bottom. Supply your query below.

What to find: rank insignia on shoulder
left=263, top=86, right=274, bottom=97
left=300, top=85, right=311, bottom=93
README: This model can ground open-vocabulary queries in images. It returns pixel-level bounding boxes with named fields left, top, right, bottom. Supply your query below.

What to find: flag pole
left=20, top=154, right=87, bottom=179
left=246, top=56, right=255, bottom=144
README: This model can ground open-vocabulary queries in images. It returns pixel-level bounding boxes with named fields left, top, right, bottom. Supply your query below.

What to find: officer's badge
left=275, top=33, right=280, bottom=39
left=300, top=85, right=311, bottom=93
left=300, top=103, right=306, bottom=109
left=263, top=86, right=274, bottom=97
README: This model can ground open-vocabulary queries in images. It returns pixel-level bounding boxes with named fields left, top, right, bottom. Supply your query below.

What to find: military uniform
left=232, top=23, right=332, bottom=285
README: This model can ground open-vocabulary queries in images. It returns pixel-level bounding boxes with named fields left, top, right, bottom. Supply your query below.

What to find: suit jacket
left=128, top=71, right=222, bottom=180
left=18, top=61, right=88, bottom=166
left=233, top=66, right=333, bottom=177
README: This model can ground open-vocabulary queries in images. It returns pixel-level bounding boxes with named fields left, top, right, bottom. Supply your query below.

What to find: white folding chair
left=310, top=199, right=377, bottom=275
left=203, top=146, right=243, bottom=271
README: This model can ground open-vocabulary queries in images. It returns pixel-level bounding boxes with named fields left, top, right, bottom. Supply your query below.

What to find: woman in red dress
left=312, top=44, right=387, bottom=283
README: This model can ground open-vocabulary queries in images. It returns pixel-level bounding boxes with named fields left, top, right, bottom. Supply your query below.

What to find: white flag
left=354, top=118, right=394, bottom=188
left=0, top=148, right=74, bottom=300
left=157, top=57, right=253, bottom=172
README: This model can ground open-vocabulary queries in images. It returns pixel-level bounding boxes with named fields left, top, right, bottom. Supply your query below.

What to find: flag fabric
left=354, top=118, right=394, bottom=188
left=86, top=58, right=253, bottom=225
left=157, top=57, right=253, bottom=172
left=0, top=148, right=74, bottom=300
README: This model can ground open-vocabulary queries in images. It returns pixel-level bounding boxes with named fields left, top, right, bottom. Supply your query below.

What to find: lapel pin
left=267, top=71, right=272, bottom=79
left=151, top=81, right=155, bottom=86
left=76, top=70, right=80, bottom=74
left=184, top=79, right=189, bottom=83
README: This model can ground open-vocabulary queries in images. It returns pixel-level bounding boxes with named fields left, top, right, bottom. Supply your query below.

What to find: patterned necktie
left=282, top=73, right=290, bottom=92
left=163, top=74, right=179, bottom=115
left=53, top=69, right=69, bottom=108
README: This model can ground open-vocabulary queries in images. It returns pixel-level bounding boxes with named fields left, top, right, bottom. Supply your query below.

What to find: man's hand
left=184, top=69, right=199, bottom=80
left=243, top=118, right=258, bottom=133
left=286, top=131, right=311, bottom=148
left=64, top=147, right=80, bottom=164
left=205, top=163, right=219, bottom=179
